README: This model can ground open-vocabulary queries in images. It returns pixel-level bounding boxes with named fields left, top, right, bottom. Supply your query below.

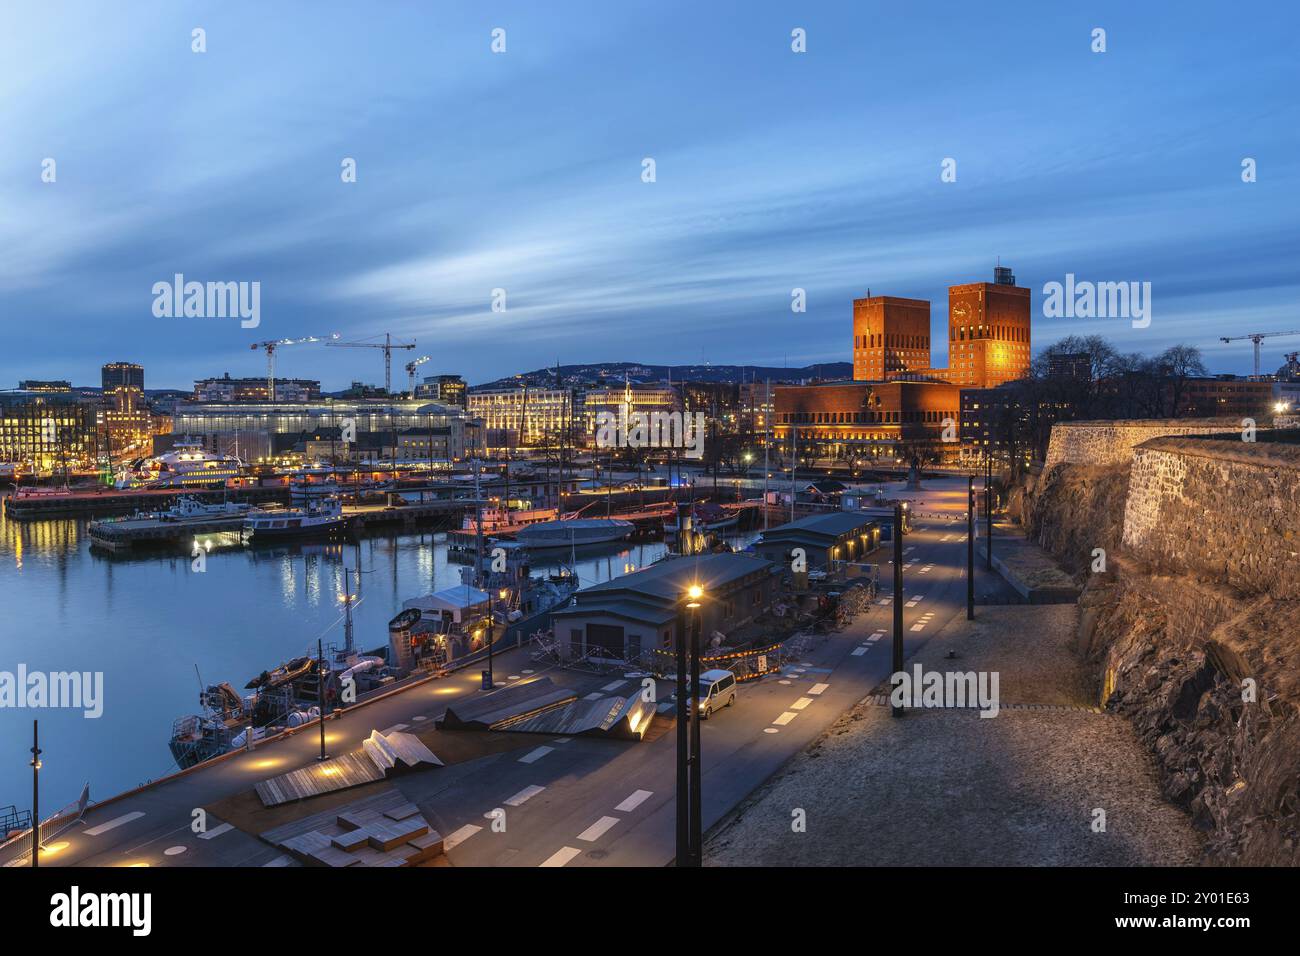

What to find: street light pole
left=985, top=455, right=993, bottom=571
left=967, top=476, right=975, bottom=620
left=674, top=605, right=689, bottom=866
left=30, top=720, right=40, bottom=868
left=688, top=599, right=703, bottom=867
left=892, top=503, right=904, bottom=718
left=317, top=639, right=327, bottom=761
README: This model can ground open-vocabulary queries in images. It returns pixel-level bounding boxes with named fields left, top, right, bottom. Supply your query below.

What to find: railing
left=0, top=783, right=90, bottom=868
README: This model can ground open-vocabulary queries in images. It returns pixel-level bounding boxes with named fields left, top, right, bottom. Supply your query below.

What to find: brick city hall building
left=776, top=266, right=1031, bottom=463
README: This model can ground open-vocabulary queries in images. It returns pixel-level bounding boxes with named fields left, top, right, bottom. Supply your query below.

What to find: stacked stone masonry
left=1043, top=419, right=1245, bottom=469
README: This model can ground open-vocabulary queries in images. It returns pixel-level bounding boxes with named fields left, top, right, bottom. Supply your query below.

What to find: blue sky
left=2, top=0, right=1297, bottom=390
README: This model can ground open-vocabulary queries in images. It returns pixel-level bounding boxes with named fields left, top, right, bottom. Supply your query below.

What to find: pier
left=86, top=496, right=478, bottom=551
left=3, top=485, right=289, bottom=520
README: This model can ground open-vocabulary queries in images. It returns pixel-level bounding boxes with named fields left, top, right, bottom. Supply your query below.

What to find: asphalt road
left=39, top=508, right=1016, bottom=868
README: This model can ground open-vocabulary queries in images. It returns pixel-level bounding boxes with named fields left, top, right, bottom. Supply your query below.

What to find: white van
left=693, top=669, right=738, bottom=719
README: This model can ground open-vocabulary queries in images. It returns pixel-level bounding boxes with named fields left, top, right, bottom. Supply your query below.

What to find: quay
left=3, top=485, right=289, bottom=520
left=87, top=496, right=478, bottom=551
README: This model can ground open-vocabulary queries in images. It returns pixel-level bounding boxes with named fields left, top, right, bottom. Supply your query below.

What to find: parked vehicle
left=693, top=668, right=738, bottom=718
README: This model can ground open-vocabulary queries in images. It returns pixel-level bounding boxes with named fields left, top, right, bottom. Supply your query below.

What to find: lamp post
left=967, top=476, right=975, bottom=620
left=30, top=720, right=40, bottom=868
left=892, top=503, right=904, bottom=718
left=675, top=584, right=705, bottom=867
left=674, top=604, right=689, bottom=866
left=985, top=455, right=993, bottom=571
left=688, top=588, right=703, bottom=867
left=317, top=639, right=328, bottom=761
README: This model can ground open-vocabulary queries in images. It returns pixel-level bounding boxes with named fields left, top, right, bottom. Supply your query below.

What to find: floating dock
left=87, top=497, right=476, bottom=551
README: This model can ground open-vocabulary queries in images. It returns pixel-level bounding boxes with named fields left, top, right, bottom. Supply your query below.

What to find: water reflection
left=0, top=503, right=754, bottom=810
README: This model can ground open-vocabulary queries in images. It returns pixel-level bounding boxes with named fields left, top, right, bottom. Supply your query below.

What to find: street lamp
left=676, top=583, right=705, bottom=867
left=30, top=720, right=40, bottom=868
left=967, top=477, right=975, bottom=620
left=891, top=504, right=904, bottom=718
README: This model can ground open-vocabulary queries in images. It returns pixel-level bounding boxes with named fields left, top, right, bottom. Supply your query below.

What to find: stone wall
left=1043, top=419, right=1240, bottom=469
left=1122, top=437, right=1300, bottom=600
left=1022, top=427, right=1300, bottom=865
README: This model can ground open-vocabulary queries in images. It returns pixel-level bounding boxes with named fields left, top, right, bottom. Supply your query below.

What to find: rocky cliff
left=1021, top=425, right=1300, bottom=865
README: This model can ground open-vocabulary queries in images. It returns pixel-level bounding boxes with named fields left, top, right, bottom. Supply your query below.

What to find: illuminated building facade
left=468, top=387, right=574, bottom=449
left=773, top=380, right=961, bottom=462
left=852, top=296, right=932, bottom=381
left=581, top=384, right=679, bottom=439
left=0, top=392, right=98, bottom=469
left=171, top=399, right=471, bottom=461
left=943, top=268, right=1032, bottom=388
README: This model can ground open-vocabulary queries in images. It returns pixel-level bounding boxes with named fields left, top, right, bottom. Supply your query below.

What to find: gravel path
left=706, top=604, right=1204, bottom=866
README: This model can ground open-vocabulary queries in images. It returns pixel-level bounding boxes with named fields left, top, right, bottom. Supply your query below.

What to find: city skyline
left=4, top=2, right=1297, bottom=391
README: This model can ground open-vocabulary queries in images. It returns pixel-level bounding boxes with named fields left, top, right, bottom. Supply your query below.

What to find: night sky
left=3, top=0, right=1296, bottom=390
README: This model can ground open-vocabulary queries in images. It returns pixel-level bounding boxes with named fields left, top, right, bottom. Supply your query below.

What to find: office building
left=0, top=391, right=98, bottom=469
left=102, top=362, right=144, bottom=393
left=416, top=374, right=467, bottom=408
left=193, top=374, right=320, bottom=403
left=171, top=398, right=472, bottom=462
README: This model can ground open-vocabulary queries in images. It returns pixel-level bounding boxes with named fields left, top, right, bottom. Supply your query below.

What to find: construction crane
left=1219, top=330, right=1300, bottom=379
left=327, top=333, right=415, bottom=394
left=249, top=334, right=339, bottom=400
left=405, top=355, right=431, bottom=398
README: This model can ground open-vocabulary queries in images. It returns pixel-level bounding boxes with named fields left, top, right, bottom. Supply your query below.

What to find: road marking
left=554, top=737, right=572, bottom=743
left=904, top=546, right=915, bottom=553
left=505, top=784, right=546, bottom=807
left=601, top=680, right=628, bottom=692
left=519, top=746, right=554, bottom=764
left=540, top=846, right=583, bottom=867
left=615, top=789, right=655, bottom=813
left=791, top=697, right=814, bottom=710
left=198, top=822, right=234, bottom=841
left=905, top=600, right=919, bottom=608
left=912, top=595, right=924, bottom=601
left=577, top=816, right=620, bottom=842
left=507, top=674, right=520, bottom=681
left=382, top=723, right=409, bottom=733
left=412, top=715, right=427, bottom=721
left=262, top=854, right=293, bottom=867
left=773, top=711, right=797, bottom=726
left=164, top=845, right=187, bottom=856
left=444, top=824, right=483, bottom=851
left=878, top=598, right=892, bottom=605
left=763, top=727, right=780, bottom=734
left=910, top=624, right=925, bottom=631
left=583, top=692, right=603, bottom=700
left=851, top=647, right=868, bottom=656
left=869, top=631, right=885, bottom=640
left=808, top=683, right=829, bottom=695
left=85, top=811, right=145, bottom=836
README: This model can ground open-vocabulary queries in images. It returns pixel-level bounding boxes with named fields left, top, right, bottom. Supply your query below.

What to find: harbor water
left=0, top=499, right=756, bottom=812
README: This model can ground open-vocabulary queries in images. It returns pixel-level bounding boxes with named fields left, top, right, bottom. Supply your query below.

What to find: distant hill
left=475, top=361, right=852, bottom=389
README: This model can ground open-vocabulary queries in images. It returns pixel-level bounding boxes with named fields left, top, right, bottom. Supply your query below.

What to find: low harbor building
left=550, top=552, right=777, bottom=664
left=752, top=511, right=882, bottom=570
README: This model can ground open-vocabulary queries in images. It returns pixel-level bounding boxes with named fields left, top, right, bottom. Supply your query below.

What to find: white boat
left=157, top=497, right=252, bottom=522
left=243, top=496, right=351, bottom=541
left=514, top=517, right=634, bottom=549
left=115, top=438, right=243, bottom=489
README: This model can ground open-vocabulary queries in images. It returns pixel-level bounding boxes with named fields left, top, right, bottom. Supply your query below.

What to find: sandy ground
left=706, top=604, right=1204, bottom=866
